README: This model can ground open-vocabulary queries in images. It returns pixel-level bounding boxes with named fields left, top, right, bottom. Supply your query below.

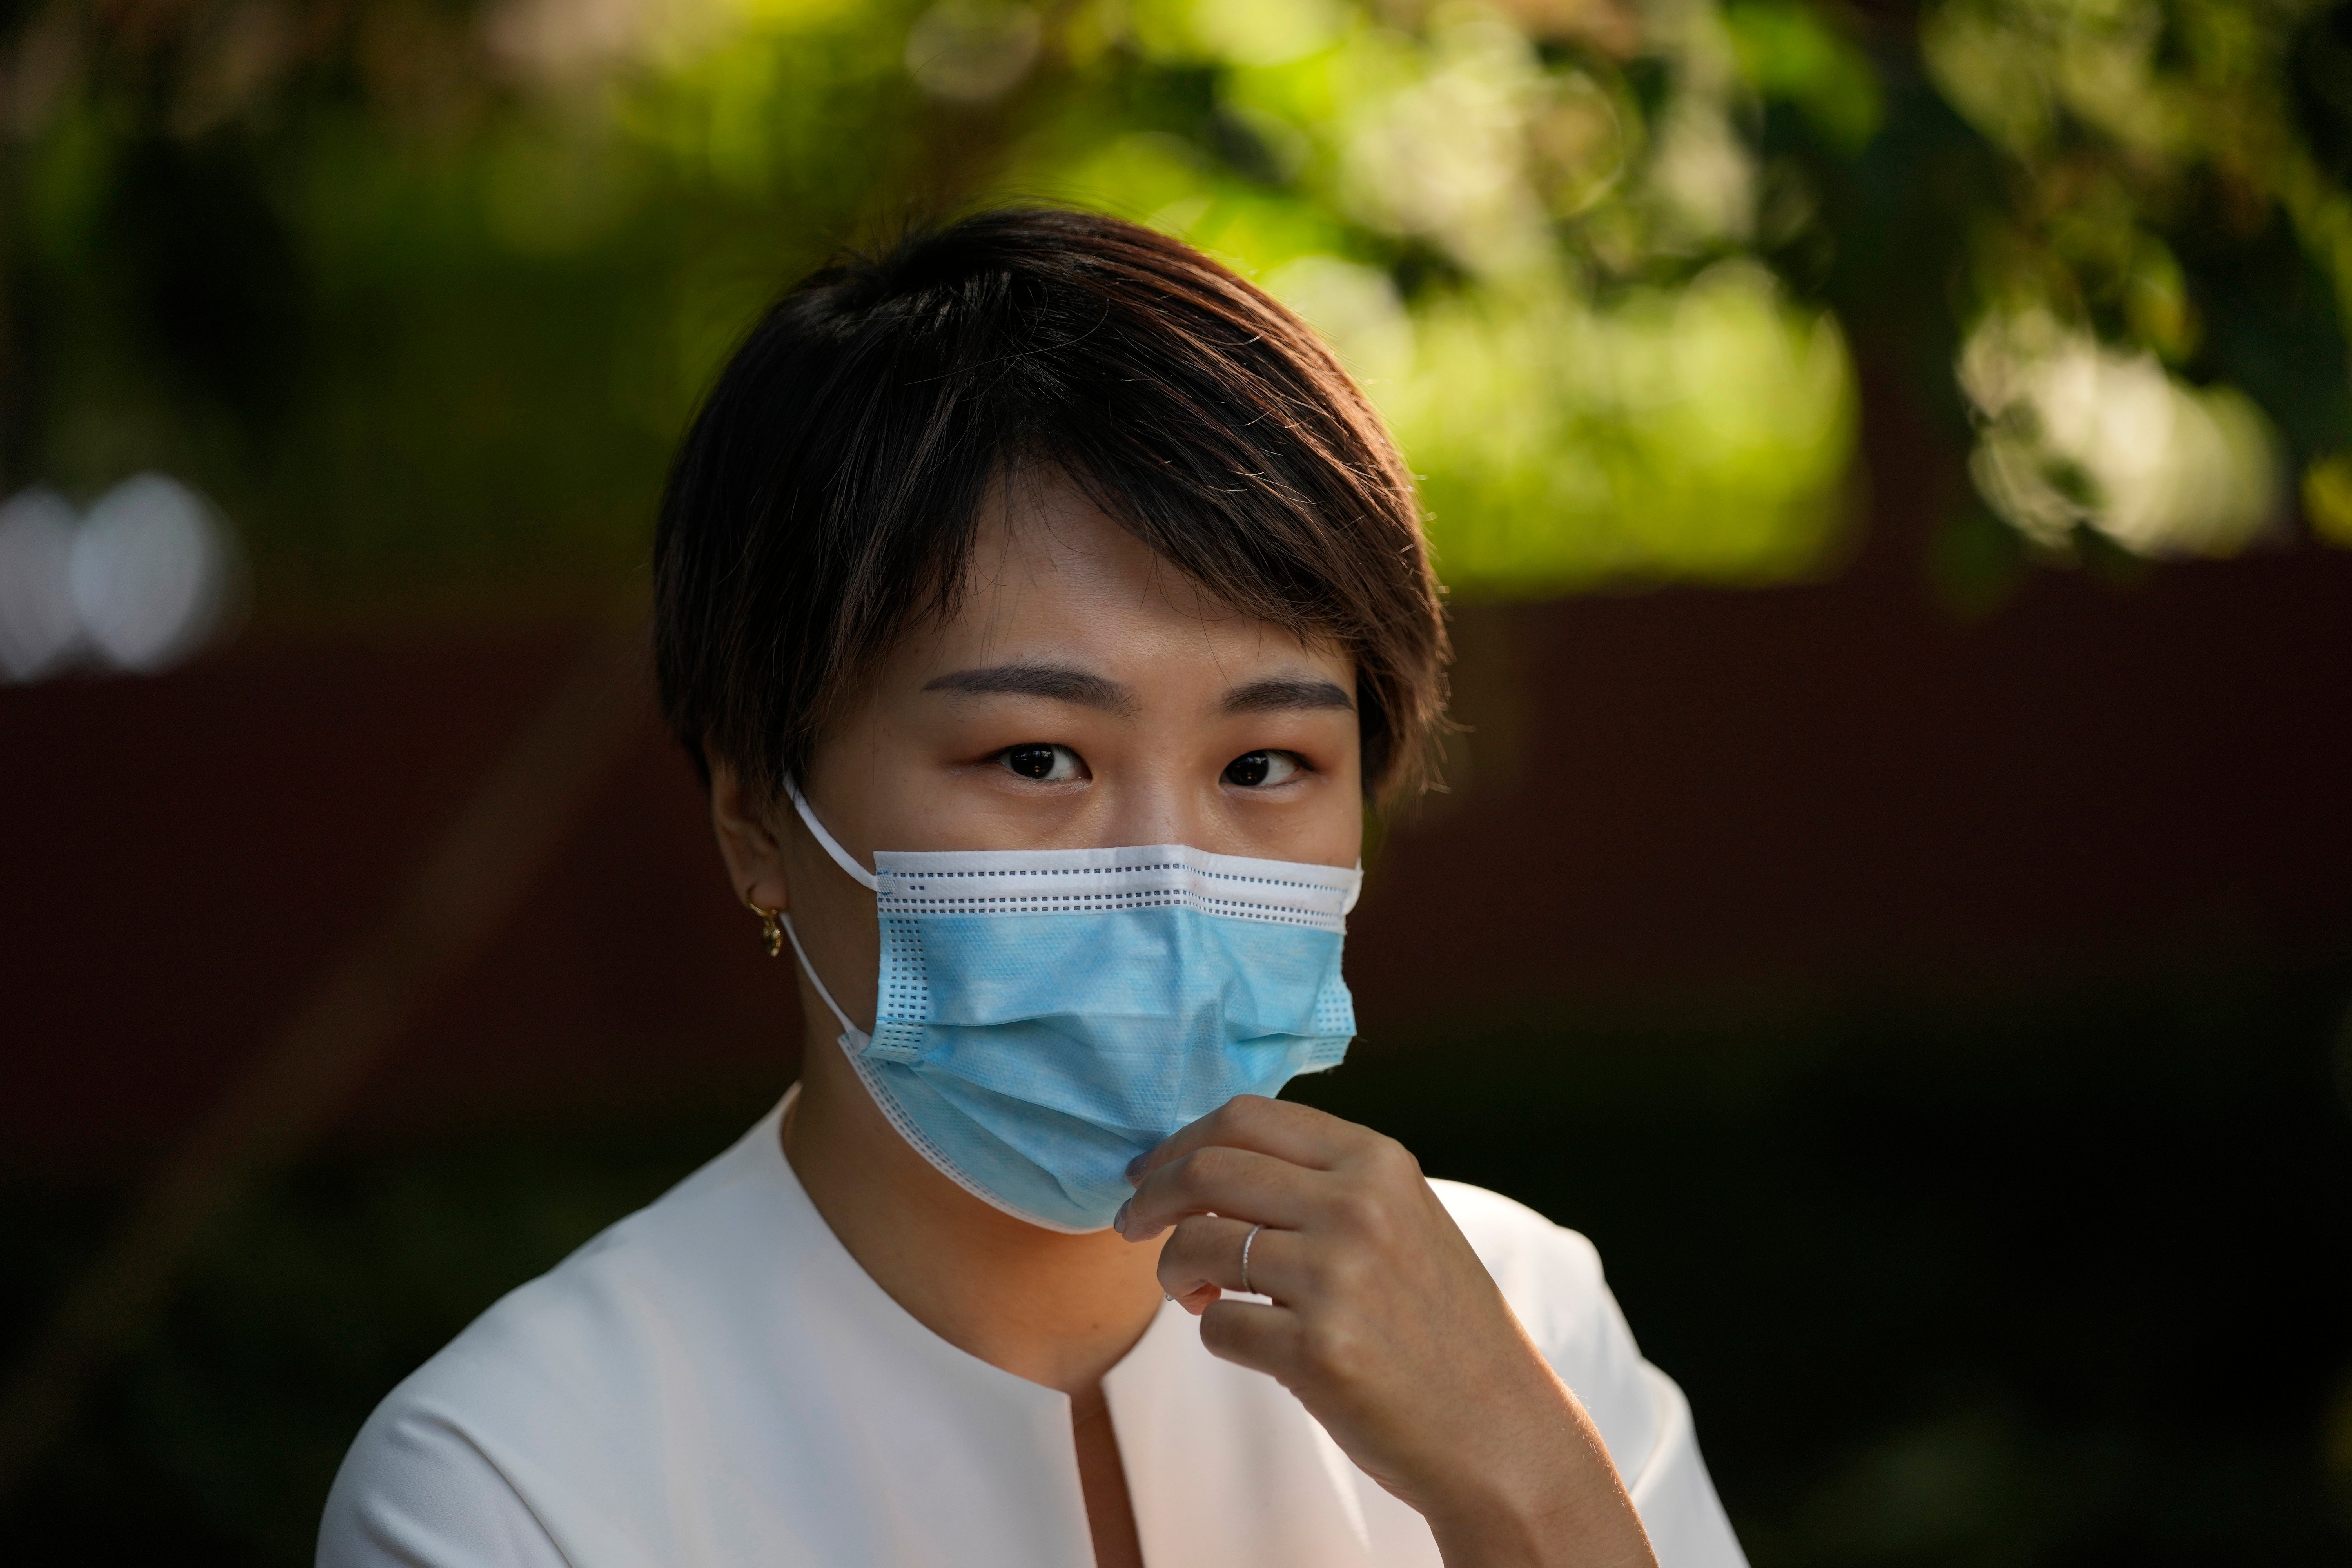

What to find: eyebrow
left=1221, top=677, right=1355, bottom=716
left=922, top=663, right=1136, bottom=714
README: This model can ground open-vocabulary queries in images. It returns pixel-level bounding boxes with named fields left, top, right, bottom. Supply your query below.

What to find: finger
left=1196, top=1297, right=1299, bottom=1379
left=1129, top=1095, right=1370, bottom=1187
left=1156, top=1214, right=1300, bottom=1307
left=1119, top=1143, right=1320, bottom=1242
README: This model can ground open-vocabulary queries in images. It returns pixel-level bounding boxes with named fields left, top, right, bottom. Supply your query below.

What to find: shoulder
left=318, top=1219, right=684, bottom=1568
left=1427, top=1181, right=1656, bottom=1479
left=1430, top=1179, right=1608, bottom=1310
left=318, top=1381, right=567, bottom=1568
left=320, top=1112, right=792, bottom=1567
left=1428, top=1180, right=1749, bottom=1568
left=1429, top=1178, right=1626, bottom=1362
left=378, top=1116, right=781, bottom=1433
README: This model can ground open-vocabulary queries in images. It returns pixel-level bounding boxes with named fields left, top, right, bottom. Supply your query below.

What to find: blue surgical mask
left=778, top=783, right=1361, bottom=1232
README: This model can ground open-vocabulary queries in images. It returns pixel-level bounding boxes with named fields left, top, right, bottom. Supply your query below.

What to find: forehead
left=914, top=471, right=1352, bottom=686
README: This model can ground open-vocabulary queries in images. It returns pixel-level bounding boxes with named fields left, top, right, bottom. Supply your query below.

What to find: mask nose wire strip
left=784, top=777, right=880, bottom=892
left=777, top=912, right=861, bottom=1044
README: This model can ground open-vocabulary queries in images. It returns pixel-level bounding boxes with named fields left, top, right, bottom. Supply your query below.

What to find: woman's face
left=717, top=470, right=1364, bottom=1026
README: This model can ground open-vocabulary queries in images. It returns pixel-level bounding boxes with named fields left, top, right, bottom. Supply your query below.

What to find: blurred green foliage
left=3, top=0, right=2350, bottom=607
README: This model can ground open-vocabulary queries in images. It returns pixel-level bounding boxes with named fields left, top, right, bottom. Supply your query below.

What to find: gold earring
left=742, top=887, right=784, bottom=960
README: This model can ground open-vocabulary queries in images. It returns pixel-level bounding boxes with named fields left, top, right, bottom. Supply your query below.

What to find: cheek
left=1328, top=794, right=1368, bottom=860
left=1296, top=722, right=1366, bottom=796
left=1285, top=773, right=1364, bottom=868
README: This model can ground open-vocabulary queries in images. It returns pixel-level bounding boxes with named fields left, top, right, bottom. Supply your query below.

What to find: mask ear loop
left=775, top=776, right=878, bottom=1043
left=776, top=911, right=862, bottom=1045
left=785, top=777, right=879, bottom=891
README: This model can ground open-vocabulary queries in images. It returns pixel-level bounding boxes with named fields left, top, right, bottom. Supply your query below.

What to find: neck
left=780, top=1020, right=1167, bottom=1395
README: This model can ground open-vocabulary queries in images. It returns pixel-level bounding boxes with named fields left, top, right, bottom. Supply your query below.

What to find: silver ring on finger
left=1240, top=1222, right=1265, bottom=1296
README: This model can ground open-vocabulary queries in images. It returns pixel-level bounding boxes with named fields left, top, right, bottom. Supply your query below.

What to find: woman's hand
left=1114, top=1096, right=1657, bottom=1568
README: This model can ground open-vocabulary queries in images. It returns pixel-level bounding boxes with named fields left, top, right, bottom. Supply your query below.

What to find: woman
left=319, top=208, right=1746, bottom=1568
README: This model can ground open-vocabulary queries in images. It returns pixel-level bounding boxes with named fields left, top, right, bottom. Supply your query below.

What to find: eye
left=997, top=743, right=1084, bottom=783
left=1222, top=750, right=1302, bottom=788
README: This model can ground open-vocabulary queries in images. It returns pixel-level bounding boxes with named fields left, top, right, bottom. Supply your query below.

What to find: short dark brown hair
left=652, top=207, right=1448, bottom=807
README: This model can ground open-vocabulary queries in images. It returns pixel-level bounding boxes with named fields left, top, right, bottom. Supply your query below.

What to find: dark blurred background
left=3, top=0, right=2350, bottom=1561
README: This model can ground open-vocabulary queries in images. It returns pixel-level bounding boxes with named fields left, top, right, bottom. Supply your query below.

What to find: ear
left=710, top=759, right=792, bottom=914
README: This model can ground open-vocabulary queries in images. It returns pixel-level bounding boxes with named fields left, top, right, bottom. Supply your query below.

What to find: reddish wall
left=5, top=544, right=2348, bottom=1181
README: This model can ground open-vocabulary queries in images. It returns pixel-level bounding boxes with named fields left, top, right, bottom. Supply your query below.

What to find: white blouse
left=319, top=1096, right=1747, bottom=1568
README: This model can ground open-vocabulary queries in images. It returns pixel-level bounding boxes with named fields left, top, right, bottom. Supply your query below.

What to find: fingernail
left=1112, top=1199, right=1129, bottom=1235
left=1125, top=1152, right=1148, bottom=1183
